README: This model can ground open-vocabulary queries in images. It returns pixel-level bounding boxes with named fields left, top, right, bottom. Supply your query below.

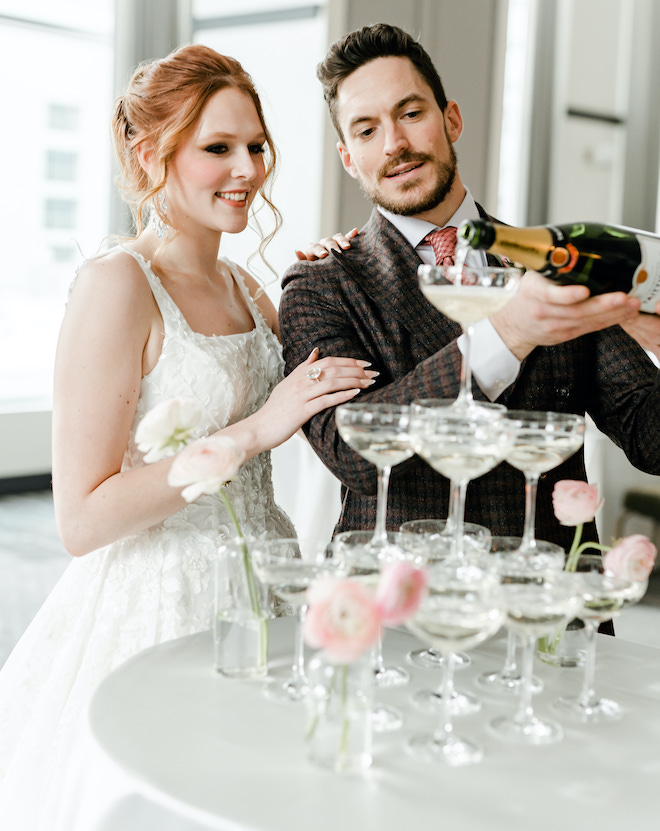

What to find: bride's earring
left=150, top=194, right=169, bottom=238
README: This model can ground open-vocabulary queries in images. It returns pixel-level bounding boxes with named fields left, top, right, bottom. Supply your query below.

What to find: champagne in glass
left=504, top=411, right=585, bottom=562
left=250, top=538, right=344, bottom=703
left=489, top=572, right=583, bottom=744
left=476, top=536, right=564, bottom=696
left=554, top=554, right=648, bottom=722
left=336, top=403, right=413, bottom=551
left=400, top=518, right=491, bottom=671
left=409, top=401, right=518, bottom=561
left=332, top=529, right=419, bottom=731
left=406, top=559, right=504, bottom=766
left=418, top=263, right=521, bottom=414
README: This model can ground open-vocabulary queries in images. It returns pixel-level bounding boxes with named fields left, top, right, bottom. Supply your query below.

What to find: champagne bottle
left=458, top=219, right=660, bottom=313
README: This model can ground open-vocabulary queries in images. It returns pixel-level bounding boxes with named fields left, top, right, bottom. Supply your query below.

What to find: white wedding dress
left=0, top=248, right=295, bottom=829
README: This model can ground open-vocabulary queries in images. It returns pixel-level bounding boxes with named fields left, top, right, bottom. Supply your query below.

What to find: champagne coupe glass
left=477, top=536, right=565, bottom=696
left=399, top=519, right=491, bottom=671
left=554, top=554, right=649, bottom=722
left=250, top=538, right=344, bottom=703
left=504, top=410, right=586, bottom=562
left=409, top=400, right=518, bottom=562
left=418, top=263, right=521, bottom=414
left=489, top=571, right=583, bottom=744
left=410, top=400, right=504, bottom=540
left=335, top=403, right=413, bottom=551
left=406, top=558, right=504, bottom=765
left=333, top=530, right=420, bottom=731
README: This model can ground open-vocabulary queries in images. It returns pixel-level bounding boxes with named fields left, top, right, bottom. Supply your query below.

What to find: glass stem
left=372, top=465, right=391, bottom=544
left=456, top=326, right=474, bottom=407
left=444, top=480, right=460, bottom=535
left=501, top=631, right=519, bottom=677
left=435, top=651, right=456, bottom=743
left=450, top=480, right=469, bottom=559
left=577, top=620, right=598, bottom=708
left=514, top=633, right=536, bottom=725
left=521, top=473, right=540, bottom=550
left=373, top=629, right=385, bottom=675
left=293, top=605, right=308, bottom=681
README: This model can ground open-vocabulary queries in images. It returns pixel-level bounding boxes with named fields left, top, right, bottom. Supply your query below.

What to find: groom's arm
left=278, top=259, right=464, bottom=496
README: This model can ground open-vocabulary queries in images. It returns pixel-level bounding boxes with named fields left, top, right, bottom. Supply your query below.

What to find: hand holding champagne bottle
left=453, top=219, right=660, bottom=361
left=458, top=219, right=660, bottom=314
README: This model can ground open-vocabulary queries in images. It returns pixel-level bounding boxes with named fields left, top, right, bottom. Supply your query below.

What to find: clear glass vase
left=214, top=537, right=269, bottom=679
left=536, top=618, right=587, bottom=668
left=305, top=650, right=374, bottom=774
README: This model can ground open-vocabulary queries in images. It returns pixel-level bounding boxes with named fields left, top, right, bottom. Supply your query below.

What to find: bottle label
left=632, top=236, right=660, bottom=312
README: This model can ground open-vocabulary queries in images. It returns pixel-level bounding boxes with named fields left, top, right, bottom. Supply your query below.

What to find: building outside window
left=0, top=1, right=113, bottom=407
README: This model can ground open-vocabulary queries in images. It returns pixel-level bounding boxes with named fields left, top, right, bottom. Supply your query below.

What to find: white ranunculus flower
left=135, top=398, right=205, bottom=463
left=168, top=435, right=246, bottom=503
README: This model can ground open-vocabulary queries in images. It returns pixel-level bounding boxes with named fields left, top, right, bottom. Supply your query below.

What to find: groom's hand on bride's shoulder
left=294, top=228, right=358, bottom=261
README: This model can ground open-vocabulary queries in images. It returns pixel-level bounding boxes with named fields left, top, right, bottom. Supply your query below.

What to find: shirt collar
left=378, top=189, right=481, bottom=249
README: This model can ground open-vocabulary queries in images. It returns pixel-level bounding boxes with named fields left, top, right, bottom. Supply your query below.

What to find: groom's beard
left=360, top=136, right=458, bottom=216
left=359, top=141, right=458, bottom=217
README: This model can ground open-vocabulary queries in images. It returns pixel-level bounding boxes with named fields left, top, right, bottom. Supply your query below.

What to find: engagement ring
left=306, top=366, right=322, bottom=382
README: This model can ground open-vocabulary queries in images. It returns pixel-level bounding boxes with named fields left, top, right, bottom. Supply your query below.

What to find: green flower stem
left=339, top=664, right=350, bottom=763
left=218, top=488, right=268, bottom=668
left=539, top=528, right=609, bottom=656
left=306, top=661, right=351, bottom=771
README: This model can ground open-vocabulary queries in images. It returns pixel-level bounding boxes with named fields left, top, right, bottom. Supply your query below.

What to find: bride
left=0, top=44, right=374, bottom=828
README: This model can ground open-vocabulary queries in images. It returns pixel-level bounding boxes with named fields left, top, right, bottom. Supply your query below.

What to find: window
left=0, top=2, right=114, bottom=408
left=48, top=104, right=80, bottom=131
left=44, top=199, right=77, bottom=229
left=46, top=150, right=79, bottom=181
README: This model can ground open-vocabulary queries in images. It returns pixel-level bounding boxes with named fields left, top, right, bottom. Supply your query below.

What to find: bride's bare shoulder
left=72, top=245, right=155, bottom=305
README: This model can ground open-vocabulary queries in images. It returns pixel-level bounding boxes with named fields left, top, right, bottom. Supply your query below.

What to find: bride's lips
left=215, top=190, right=249, bottom=206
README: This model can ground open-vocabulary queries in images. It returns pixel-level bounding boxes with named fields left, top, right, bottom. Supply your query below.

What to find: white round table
left=78, top=618, right=660, bottom=830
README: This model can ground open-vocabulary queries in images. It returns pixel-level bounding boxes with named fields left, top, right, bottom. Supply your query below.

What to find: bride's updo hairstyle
left=112, top=44, right=280, bottom=239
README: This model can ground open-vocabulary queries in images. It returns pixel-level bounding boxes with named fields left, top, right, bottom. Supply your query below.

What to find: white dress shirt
left=378, top=191, right=521, bottom=400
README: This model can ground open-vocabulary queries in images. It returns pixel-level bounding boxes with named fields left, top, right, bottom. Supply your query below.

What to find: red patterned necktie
left=423, top=226, right=457, bottom=266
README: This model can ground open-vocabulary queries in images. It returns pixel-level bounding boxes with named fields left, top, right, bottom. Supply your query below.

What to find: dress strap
left=119, top=245, right=187, bottom=336
left=221, top=257, right=270, bottom=334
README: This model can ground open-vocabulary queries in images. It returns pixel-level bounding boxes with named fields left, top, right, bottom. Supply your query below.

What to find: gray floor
left=0, top=491, right=70, bottom=667
left=1, top=491, right=660, bottom=669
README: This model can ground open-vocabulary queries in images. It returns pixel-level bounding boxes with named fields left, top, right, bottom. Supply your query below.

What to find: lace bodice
left=122, top=247, right=293, bottom=541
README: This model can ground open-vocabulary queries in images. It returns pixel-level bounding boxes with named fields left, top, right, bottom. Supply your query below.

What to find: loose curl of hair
left=111, top=44, right=281, bottom=267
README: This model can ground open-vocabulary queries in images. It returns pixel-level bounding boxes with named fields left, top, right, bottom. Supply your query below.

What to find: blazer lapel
left=340, top=210, right=461, bottom=354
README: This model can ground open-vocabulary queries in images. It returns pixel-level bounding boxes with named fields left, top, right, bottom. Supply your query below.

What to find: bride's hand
left=239, top=348, right=377, bottom=452
left=294, top=228, right=358, bottom=261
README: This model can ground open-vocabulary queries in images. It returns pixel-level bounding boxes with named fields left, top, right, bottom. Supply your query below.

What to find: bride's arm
left=52, top=252, right=190, bottom=557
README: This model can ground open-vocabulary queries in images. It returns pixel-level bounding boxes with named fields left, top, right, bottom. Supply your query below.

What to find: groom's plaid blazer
left=279, top=207, right=660, bottom=553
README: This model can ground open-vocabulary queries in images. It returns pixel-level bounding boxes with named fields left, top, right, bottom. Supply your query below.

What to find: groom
left=278, top=23, right=660, bottom=552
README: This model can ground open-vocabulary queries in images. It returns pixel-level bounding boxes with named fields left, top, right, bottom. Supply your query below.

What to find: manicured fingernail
left=366, top=370, right=380, bottom=378
left=357, top=360, right=372, bottom=367
left=308, top=347, right=319, bottom=358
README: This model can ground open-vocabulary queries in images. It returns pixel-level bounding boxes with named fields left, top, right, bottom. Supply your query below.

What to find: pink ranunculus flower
left=168, top=434, right=246, bottom=503
left=604, top=534, right=657, bottom=582
left=136, top=398, right=205, bottom=463
left=375, top=561, right=428, bottom=626
left=303, top=576, right=381, bottom=664
left=552, top=480, right=604, bottom=526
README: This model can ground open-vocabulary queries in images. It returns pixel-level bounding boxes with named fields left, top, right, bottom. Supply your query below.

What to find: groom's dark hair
left=317, top=23, right=449, bottom=141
